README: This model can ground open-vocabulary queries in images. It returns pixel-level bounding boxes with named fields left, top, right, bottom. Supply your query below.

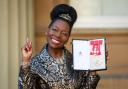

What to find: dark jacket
left=18, top=45, right=100, bottom=89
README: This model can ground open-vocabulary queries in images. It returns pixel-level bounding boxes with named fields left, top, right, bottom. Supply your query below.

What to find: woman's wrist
left=22, top=61, right=30, bottom=68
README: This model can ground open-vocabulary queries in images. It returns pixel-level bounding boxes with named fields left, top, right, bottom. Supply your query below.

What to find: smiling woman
left=18, top=4, right=101, bottom=89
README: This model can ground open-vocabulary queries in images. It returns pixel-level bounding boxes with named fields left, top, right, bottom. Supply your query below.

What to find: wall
left=0, top=0, right=34, bottom=89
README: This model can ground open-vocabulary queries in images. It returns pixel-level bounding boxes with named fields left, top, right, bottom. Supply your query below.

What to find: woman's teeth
left=52, top=39, right=60, bottom=44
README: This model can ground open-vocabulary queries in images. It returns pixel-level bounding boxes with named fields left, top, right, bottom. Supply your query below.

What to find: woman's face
left=47, top=19, right=70, bottom=49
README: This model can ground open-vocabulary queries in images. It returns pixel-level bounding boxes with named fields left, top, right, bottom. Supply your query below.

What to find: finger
left=27, top=41, right=32, bottom=51
left=25, top=37, right=32, bottom=49
left=107, top=56, right=109, bottom=61
left=105, top=51, right=109, bottom=61
left=25, top=38, right=30, bottom=46
left=26, top=37, right=29, bottom=43
left=22, top=38, right=32, bottom=52
left=28, top=41, right=32, bottom=48
left=24, top=45, right=29, bottom=52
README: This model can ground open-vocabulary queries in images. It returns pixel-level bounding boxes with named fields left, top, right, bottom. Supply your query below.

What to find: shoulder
left=29, top=45, right=48, bottom=69
left=30, top=44, right=48, bottom=64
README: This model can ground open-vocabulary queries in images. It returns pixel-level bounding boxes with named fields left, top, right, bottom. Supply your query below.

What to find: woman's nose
left=55, top=31, right=61, bottom=38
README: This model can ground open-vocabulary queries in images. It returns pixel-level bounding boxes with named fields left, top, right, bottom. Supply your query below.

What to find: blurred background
left=0, top=0, right=128, bottom=89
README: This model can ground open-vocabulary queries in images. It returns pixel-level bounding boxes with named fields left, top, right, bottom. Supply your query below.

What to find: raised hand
left=21, top=38, right=33, bottom=65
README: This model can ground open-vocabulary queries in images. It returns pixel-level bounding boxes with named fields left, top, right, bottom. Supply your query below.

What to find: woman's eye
left=62, top=32, right=69, bottom=36
left=52, top=28, right=57, bottom=31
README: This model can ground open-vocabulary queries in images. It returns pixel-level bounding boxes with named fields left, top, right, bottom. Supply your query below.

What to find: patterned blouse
left=18, top=44, right=100, bottom=89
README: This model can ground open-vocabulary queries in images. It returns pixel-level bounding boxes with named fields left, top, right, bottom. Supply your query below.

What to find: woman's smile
left=51, top=38, right=61, bottom=44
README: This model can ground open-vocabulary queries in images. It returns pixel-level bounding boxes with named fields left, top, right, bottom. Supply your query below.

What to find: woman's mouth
left=52, top=38, right=60, bottom=44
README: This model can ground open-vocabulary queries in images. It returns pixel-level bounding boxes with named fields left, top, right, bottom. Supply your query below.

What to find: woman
left=18, top=4, right=100, bottom=89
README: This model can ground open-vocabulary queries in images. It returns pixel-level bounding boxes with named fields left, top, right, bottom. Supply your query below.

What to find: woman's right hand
left=21, top=38, right=33, bottom=64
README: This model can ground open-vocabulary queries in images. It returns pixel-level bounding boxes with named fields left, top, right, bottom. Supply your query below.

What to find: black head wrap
left=50, top=4, right=77, bottom=28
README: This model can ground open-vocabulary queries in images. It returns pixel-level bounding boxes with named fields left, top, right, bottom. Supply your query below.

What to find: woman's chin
left=50, top=44, right=63, bottom=49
